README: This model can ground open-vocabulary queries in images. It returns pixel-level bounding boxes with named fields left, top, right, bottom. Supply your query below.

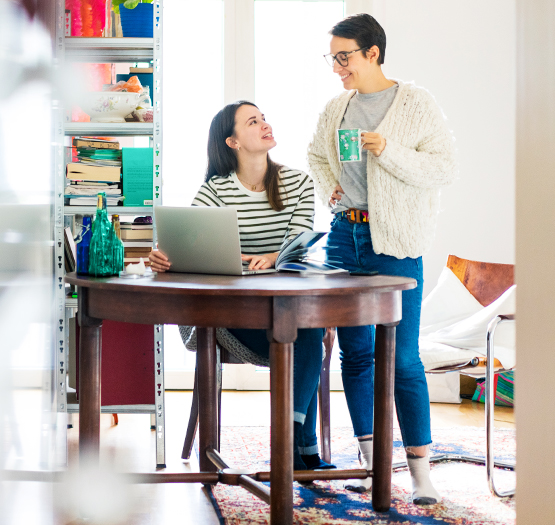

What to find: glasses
left=323, top=47, right=367, bottom=67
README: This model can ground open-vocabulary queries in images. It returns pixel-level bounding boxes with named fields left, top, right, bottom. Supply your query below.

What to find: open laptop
left=154, top=206, right=277, bottom=276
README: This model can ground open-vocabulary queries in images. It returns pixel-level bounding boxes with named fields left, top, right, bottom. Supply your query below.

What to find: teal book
left=122, top=148, right=153, bottom=207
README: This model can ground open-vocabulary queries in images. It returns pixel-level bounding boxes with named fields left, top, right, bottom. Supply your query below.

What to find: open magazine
left=275, top=231, right=347, bottom=274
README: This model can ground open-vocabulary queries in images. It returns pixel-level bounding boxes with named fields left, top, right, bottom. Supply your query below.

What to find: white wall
left=368, top=1, right=516, bottom=295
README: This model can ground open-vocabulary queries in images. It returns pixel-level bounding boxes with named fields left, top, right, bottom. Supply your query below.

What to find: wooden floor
left=5, top=389, right=515, bottom=525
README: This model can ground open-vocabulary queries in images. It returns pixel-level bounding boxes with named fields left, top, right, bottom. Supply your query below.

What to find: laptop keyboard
left=241, top=263, right=276, bottom=275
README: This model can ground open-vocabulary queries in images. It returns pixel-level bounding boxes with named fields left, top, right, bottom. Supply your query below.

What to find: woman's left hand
left=361, top=132, right=386, bottom=157
left=242, top=252, right=278, bottom=270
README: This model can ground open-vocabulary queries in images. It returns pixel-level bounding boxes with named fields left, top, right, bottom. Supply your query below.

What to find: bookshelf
left=54, top=0, right=165, bottom=468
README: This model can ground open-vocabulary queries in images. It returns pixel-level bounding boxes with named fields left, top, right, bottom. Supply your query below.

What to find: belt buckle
left=347, top=208, right=359, bottom=224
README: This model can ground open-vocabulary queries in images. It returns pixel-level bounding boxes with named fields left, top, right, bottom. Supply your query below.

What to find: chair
left=181, top=327, right=336, bottom=464
left=413, top=255, right=516, bottom=497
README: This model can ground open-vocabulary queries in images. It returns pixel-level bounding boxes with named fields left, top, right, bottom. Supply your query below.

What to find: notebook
left=154, top=206, right=277, bottom=276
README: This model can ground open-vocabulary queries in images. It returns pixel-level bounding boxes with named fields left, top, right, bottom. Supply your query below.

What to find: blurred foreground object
left=0, top=1, right=58, bottom=523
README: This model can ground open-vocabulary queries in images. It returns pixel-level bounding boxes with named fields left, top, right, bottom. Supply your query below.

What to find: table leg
left=269, top=340, right=294, bottom=525
left=77, top=287, right=103, bottom=466
left=372, top=322, right=398, bottom=512
left=197, top=327, right=218, bottom=474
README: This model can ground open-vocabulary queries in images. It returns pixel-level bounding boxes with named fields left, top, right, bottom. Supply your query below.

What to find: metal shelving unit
left=54, top=1, right=165, bottom=468
left=65, top=122, right=154, bottom=136
left=65, top=37, right=155, bottom=62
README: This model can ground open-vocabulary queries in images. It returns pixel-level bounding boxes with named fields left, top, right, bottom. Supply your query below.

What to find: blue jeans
left=300, top=385, right=319, bottom=455
left=327, top=214, right=431, bottom=448
left=227, top=327, right=324, bottom=454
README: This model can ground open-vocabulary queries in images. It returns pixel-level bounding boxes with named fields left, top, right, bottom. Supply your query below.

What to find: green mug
left=337, top=128, right=367, bottom=162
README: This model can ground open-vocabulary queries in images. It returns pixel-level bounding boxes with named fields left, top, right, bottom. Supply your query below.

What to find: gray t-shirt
left=334, top=83, right=398, bottom=213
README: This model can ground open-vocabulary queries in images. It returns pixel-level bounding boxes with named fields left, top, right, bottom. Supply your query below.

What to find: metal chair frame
left=392, top=313, right=515, bottom=498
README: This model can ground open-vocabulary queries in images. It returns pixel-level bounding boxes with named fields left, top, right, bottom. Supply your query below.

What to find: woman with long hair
left=150, top=101, right=334, bottom=470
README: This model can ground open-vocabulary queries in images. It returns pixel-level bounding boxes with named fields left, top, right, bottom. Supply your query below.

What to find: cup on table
left=337, top=128, right=368, bottom=162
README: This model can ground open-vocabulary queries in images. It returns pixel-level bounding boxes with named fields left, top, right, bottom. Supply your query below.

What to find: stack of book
left=121, top=219, right=153, bottom=266
left=65, top=138, right=123, bottom=206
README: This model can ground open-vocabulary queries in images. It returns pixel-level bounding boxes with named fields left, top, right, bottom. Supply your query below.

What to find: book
left=67, top=162, right=121, bottom=182
left=123, top=244, right=152, bottom=251
left=124, top=251, right=152, bottom=257
left=73, top=181, right=119, bottom=187
left=122, top=147, right=153, bottom=206
left=124, top=243, right=152, bottom=249
left=129, top=67, right=153, bottom=73
left=64, top=227, right=76, bottom=272
left=78, top=158, right=122, bottom=167
left=72, top=137, right=120, bottom=150
left=120, top=229, right=153, bottom=241
left=122, top=240, right=153, bottom=248
left=275, top=231, right=347, bottom=274
left=67, top=196, right=123, bottom=206
left=123, top=240, right=152, bottom=247
left=75, top=147, right=122, bottom=167
left=65, top=184, right=122, bottom=196
left=120, top=223, right=152, bottom=229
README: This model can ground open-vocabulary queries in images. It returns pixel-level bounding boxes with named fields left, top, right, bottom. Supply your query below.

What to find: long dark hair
left=205, top=101, right=285, bottom=211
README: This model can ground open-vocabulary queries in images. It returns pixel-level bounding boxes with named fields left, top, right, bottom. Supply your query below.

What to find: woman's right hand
left=149, top=248, right=171, bottom=273
left=329, top=184, right=344, bottom=206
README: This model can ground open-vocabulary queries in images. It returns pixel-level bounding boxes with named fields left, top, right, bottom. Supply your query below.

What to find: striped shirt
left=192, top=167, right=315, bottom=255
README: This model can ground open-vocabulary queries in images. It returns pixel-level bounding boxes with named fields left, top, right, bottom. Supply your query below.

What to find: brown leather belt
left=339, top=208, right=369, bottom=224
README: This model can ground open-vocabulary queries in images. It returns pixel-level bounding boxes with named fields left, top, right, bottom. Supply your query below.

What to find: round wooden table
left=65, top=271, right=416, bottom=523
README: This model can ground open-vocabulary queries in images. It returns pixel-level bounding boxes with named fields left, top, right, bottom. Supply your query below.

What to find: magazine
left=275, top=231, right=347, bottom=274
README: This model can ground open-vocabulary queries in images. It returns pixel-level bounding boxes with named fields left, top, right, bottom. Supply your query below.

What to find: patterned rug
left=205, top=426, right=516, bottom=524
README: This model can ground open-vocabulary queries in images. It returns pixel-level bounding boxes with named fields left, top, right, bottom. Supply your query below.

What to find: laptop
left=154, top=206, right=277, bottom=276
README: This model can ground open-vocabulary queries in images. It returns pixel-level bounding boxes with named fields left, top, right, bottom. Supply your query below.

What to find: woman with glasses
left=150, top=100, right=334, bottom=472
left=308, top=14, right=457, bottom=504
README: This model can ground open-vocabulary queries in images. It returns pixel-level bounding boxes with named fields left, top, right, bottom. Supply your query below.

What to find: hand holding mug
left=361, top=132, right=386, bottom=157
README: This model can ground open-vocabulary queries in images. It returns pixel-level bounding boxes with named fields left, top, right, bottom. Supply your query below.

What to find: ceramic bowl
left=79, top=91, right=142, bottom=123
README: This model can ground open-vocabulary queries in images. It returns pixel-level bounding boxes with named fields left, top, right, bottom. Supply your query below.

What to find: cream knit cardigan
left=307, top=80, right=457, bottom=259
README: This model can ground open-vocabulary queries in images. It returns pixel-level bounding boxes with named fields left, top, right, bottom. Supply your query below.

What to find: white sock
left=407, top=450, right=441, bottom=505
left=344, top=437, right=373, bottom=493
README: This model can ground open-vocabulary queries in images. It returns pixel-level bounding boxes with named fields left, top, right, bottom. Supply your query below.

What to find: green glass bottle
left=88, top=193, right=123, bottom=276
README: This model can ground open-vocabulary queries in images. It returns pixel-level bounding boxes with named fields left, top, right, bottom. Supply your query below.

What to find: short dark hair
left=330, top=13, right=386, bottom=65
left=205, top=101, right=285, bottom=211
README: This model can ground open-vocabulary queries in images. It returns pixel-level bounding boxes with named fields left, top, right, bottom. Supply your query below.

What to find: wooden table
left=65, top=271, right=416, bottom=523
